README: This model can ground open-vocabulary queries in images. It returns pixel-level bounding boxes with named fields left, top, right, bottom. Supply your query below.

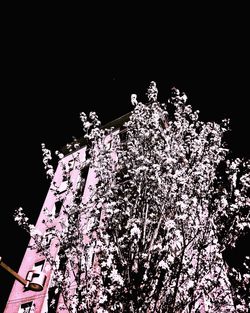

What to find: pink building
left=3, top=114, right=129, bottom=313
left=4, top=148, right=83, bottom=312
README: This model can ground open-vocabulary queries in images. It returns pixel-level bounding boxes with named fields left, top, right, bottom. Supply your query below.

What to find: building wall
left=4, top=146, right=89, bottom=313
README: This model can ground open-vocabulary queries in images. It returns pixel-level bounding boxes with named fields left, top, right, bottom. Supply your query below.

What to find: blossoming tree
left=15, top=82, right=250, bottom=312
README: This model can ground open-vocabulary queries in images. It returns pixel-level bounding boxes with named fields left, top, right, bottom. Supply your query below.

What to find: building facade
left=4, top=146, right=86, bottom=312
left=4, top=113, right=129, bottom=313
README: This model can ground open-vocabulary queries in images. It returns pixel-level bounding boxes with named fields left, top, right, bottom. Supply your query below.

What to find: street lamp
left=0, top=256, right=46, bottom=292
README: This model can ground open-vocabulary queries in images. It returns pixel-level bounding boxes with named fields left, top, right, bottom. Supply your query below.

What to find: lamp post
left=0, top=256, right=46, bottom=291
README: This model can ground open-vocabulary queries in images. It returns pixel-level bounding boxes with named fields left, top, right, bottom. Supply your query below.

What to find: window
left=104, top=139, right=112, bottom=150
left=48, top=286, right=60, bottom=312
left=43, top=227, right=55, bottom=248
left=67, top=159, right=74, bottom=171
left=53, top=200, right=63, bottom=218
left=87, top=242, right=95, bottom=269
left=115, top=166, right=130, bottom=185
left=80, top=166, right=89, bottom=184
left=18, top=301, right=35, bottom=313
left=119, top=127, right=127, bottom=142
left=85, top=148, right=91, bottom=160
left=58, top=162, right=73, bottom=194
left=33, top=260, right=45, bottom=272
left=58, top=179, right=68, bottom=194
left=74, top=166, right=89, bottom=204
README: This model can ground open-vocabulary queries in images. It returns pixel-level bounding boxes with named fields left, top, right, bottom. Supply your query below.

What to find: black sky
left=1, top=6, right=250, bottom=312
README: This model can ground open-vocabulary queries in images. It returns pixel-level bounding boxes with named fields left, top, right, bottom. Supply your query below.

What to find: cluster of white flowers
left=130, top=223, right=141, bottom=239
left=109, top=268, right=124, bottom=286
left=41, top=143, right=54, bottom=179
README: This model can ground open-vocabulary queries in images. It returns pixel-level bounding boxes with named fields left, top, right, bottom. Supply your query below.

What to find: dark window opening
left=58, top=176, right=69, bottom=194
left=119, top=126, right=127, bottom=142
left=54, top=200, right=63, bottom=218
left=43, top=227, right=55, bottom=249
left=47, top=247, right=67, bottom=312
left=116, top=166, right=130, bottom=185
left=81, top=165, right=89, bottom=181
left=86, top=148, right=91, bottom=160
left=74, top=166, right=89, bottom=204
left=19, top=301, right=34, bottom=313
left=34, top=260, right=45, bottom=271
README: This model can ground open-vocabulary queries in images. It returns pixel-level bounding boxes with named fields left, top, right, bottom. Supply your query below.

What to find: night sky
left=1, top=6, right=250, bottom=312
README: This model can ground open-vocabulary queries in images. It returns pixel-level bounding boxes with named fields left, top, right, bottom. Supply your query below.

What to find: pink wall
left=4, top=146, right=93, bottom=312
